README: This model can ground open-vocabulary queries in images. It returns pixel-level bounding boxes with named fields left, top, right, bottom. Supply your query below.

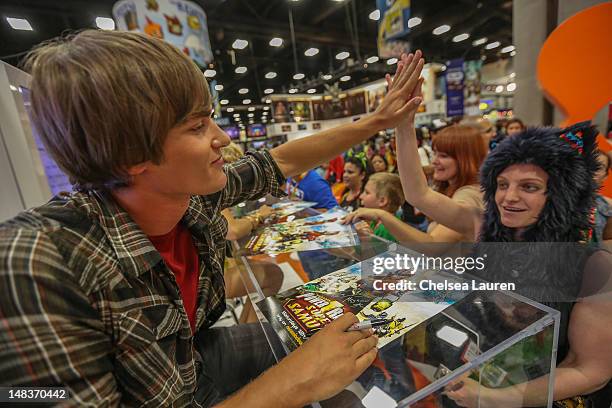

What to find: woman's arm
left=395, top=122, right=480, bottom=239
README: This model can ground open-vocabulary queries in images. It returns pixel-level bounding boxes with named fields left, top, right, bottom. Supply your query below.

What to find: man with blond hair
left=0, top=30, right=424, bottom=407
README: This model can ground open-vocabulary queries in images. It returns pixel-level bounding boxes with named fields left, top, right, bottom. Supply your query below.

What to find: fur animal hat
left=479, top=121, right=600, bottom=242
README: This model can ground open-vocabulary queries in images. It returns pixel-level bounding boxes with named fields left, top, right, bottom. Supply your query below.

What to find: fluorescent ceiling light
left=506, top=83, right=516, bottom=92
left=242, top=99, right=252, bottom=104
left=264, top=88, right=274, bottom=94
left=407, top=17, right=422, bottom=28
left=336, top=51, right=350, bottom=60
left=204, top=69, right=216, bottom=78
left=304, top=47, right=319, bottom=56
left=248, top=107, right=255, bottom=111
left=306, top=88, right=316, bottom=94
left=452, top=33, right=469, bottom=42
left=95, top=17, right=115, bottom=30
left=510, top=50, right=517, bottom=56
left=510, top=72, right=516, bottom=78
left=220, top=99, right=229, bottom=105
left=6, top=17, right=33, bottom=31
left=386, top=58, right=398, bottom=65
left=265, top=71, right=277, bottom=79
left=232, top=39, right=248, bottom=49
left=322, top=74, right=333, bottom=80
left=340, top=75, right=351, bottom=82
left=293, top=73, right=305, bottom=80
left=501, top=45, right=515, bottom=53
left=235, top=66, right=247, bottom=74
left=369, top=10, right=380, bottom=21
left=269, top=37, right=283, bottom=47
left=238, top=88, right=249, bottom=94
left=227, top=108, right=234, bottom=113
left=214, top=84, right=224, bottom=91
left=264, top=106, right=270, bottom=110
left=485, top=41, right=500, bottom=50
left=288, top=88, right=298, bottom=94
left=265, top=99, right=272, bottom=104
left=248, top=113, right=254, bottom=117
left=432, top=25, right=450, bottom=35
left=495, top=85, right=504, bottom=93
left=472, top=37, right=487, bottom=46
left=249, top=120, right=254, bottom=124
left=366, top=56, right=379, bottom=64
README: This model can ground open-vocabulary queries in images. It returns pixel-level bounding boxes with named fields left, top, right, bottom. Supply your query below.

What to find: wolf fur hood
left=478, top=121, right=600, bottom=242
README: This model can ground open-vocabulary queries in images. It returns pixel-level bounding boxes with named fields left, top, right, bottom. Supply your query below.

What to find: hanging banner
left=445, top=58, right=465, bottom=117
left=463, top=60, right=483, bottom=116
left=112, top=0, right=214, bottom=66
left=377, top=0, right=412, bottom=58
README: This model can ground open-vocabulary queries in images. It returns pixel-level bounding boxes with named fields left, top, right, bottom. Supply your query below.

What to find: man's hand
left=256, top=205, right=273, bottom=219
left=277, top=313, right=378, bottom=405
left=341, top=208, right=385, bottom=225
left=373, top=50, right=425, bottom=129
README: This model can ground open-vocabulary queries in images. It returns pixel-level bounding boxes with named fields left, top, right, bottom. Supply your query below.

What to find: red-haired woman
left=343, top=125, right=488, bottom=244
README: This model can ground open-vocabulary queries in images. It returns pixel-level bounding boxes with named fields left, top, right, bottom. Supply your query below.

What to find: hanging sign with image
left=112, top=0, right=213, bottom=66
left=377, top=0, right=412, bottom=58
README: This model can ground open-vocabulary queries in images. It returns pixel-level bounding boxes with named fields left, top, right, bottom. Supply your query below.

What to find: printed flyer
left=257, top=251, right=466, bottom=351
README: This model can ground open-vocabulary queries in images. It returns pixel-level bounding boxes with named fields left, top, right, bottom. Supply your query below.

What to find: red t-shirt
left=148, top=223, right=199, bottom=332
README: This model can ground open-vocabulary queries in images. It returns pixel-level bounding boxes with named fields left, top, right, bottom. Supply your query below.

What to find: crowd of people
left=0, top=29, right=610, bottom=407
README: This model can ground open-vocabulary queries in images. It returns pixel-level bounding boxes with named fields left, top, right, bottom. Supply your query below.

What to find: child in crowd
left=356, top=173, right=405, bottom=242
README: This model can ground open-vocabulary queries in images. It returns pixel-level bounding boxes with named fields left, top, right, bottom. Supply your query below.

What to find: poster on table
left=463, top=60, right=483, bottom=116
left=243, top=218, right=358, bottom=256
left=113, top=0, right=213, bottom=66
left=377, top=0, right=412, bottom=58
left=445, top=58, right=465, bottom=117
left=257, top=251, right=465, bottom=351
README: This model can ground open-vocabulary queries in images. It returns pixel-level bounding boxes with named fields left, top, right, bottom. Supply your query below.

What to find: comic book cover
left=243, top=218, right=358, bottom=255
left=270, top=207, right=348, bottom=230
left=257, top=250, right=468, bottom=351
left=251, top=201, right=317, bottom=224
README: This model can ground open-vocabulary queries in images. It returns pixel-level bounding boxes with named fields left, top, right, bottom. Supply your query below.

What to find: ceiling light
left=307, top=88, right=316, bottom=94
left=369, top=10, right=380, bottom=21
left=510, top=72, right=516, bottom=78
left=293, top=73, right=305, bottom=80
left=204, top=69, right=216, bottom=78
left=322, top=74, right=333, bottom=80
left=501, top=45, right=515, bottom=53
left=238, top=88, right=249, bottom=94
left=10, top=85, right=18, bottom=91
left=232, top=39, right=248, bottom=49
left=510, top=50, right=517, bottom=56
left=265, top=99, right=272, bottom=104
left=304, top=47, right=319, bottom=57
left=366, top=56, right=379, bottom=64
left=95, top=17, right=115, bottom=30
left=485, top=41, right=500, bottom=50
left=243, top=99, right=251, bottom=104
left=264, top=88, right=274, bottom=94
left=227, top=107, right=234, bottom=112
left=214, top=84, right=224, bottom=91
left=288, top=88, right=298, bottom=94
left=452, top=33, right=470, bottom=42
left=248, top=107, right=255, bottom=111
left=6, top=17, right=33, bottom=31
left=432, top=25, right=451, bottom=35
left=407, top=17, right=422, bottom=28
left=265, top=71, right=277, bottom=79
left=249, top=120, right=254, bottom=124
left=220, top=99, right=229, bottom=105
left=387, top=58, right=398, bottom=65
left=336, top=51, right=350, bottom=60
left=495, top=85, right=504, bottom=93
left=264, top=106, right=270, bottom=111
left=440, top=65, right=447, bottom=71
left=235, top=66, right=247, bottom=74
left=472, top=37, right=487, bottom=46
left=506, top=83, right=516, bottom=92
left=269, top=37, right=283, bottom=47
left=248, top=113, right=254, bottom=117
left=233, top=113, right=240, bottom=117
left=340, top=75, right=351, bottom=82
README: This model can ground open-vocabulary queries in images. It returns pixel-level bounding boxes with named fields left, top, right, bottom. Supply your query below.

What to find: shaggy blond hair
left=23, top=30, right=211, bottom=190
left=367, top=173, right=405, bottom=213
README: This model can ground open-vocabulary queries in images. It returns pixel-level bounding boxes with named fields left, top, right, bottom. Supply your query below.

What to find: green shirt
left=370, top=215, right=399, bottom=242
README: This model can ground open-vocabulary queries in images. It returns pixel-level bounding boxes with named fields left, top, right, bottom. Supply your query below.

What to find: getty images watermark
left=369, top=253, right=517, bottom=292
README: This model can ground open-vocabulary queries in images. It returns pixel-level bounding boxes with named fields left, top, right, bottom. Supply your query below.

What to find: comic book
left=243, top=213, right=358, bottom=255
left=257, top=250, right=467, bottom=351
left=248, top=200, right=317, bottom=224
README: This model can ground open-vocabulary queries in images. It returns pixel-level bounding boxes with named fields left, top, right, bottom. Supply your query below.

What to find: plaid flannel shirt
left=0, top=151, right=285, bottom=407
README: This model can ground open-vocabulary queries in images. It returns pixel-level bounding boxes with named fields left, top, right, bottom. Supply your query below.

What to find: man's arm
left=271, top=51, right=425, bottom=178
left=0, top=228, right=120, bottom=406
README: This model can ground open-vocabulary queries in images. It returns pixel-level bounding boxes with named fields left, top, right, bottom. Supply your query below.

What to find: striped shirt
left=0, top=151, right=285, bottom=407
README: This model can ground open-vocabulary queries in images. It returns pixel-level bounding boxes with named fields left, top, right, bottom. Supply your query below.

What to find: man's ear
left=126, top=162, right=149, bottom=177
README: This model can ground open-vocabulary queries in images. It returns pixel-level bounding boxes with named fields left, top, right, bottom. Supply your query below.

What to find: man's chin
left=197, top=173, right=227, bottom=196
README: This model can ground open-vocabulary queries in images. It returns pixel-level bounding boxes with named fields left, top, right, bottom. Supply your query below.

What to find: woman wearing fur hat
left=390, top=67, right=611, bottom=406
